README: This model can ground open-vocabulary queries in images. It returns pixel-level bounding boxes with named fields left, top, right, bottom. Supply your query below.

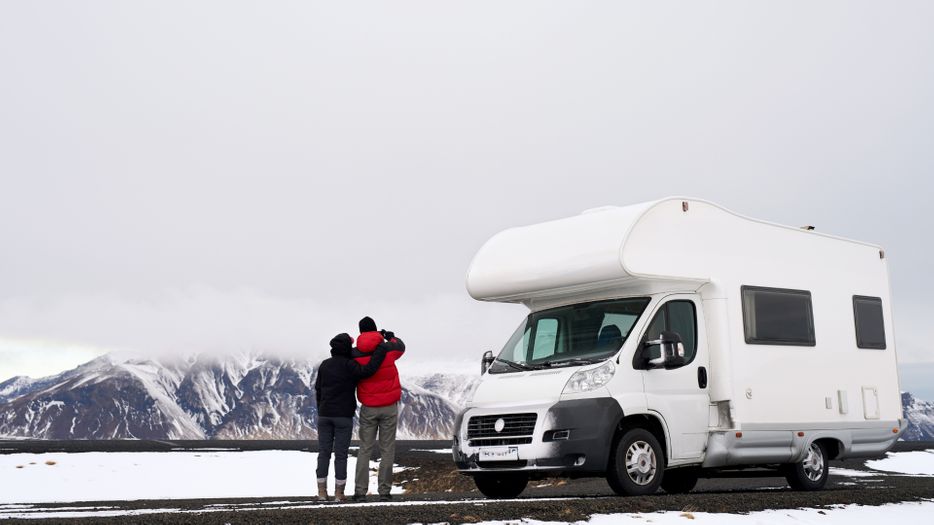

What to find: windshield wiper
left=543, top=357, right=601, bottom=368
left=493, top=358, right=540, bottom=371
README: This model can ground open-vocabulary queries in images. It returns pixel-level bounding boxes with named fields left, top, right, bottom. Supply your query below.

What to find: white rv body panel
left=455, top=197, right=904, bottom=478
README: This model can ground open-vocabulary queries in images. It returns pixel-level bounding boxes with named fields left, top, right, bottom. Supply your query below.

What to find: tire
left=783, top=441, right=829, bottom=491
left=661, top=467, right=699, bottom=494
left=473, top=473, right=529, bottom=499
left=607, top=428, right=665, bottom=496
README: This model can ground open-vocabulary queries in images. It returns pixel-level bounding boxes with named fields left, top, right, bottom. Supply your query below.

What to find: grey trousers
left=354, top=403, right=398, bottom=496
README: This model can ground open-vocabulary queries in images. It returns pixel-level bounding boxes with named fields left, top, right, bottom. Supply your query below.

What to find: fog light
left=573, top=455, right=586, bottom=466
left=552, top=430, right=571, bottom=441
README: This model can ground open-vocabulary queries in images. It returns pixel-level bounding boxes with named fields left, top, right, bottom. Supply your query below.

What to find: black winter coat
left=315, top=343, right=394, bottom=418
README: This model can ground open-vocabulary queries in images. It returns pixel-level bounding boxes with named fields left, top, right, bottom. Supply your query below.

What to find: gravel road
left=1, top=440, right=932, bottom=524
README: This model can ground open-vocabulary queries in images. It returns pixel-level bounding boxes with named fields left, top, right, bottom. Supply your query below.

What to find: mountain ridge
left=0, top=352, right=481, bottom=440
left=1, top=355, right=931, bottom=441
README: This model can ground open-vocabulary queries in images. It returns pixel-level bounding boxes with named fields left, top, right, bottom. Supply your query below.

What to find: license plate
left=479, top=447, right=519, bottom=461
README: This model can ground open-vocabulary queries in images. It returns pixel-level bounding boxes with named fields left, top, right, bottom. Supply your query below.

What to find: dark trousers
left=316, top=416, right=353, bottom=481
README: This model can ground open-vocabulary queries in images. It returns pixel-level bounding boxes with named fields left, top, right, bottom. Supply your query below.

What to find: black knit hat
left=329, top=333, right=353, bottom=356
left=358, top=316, right=377, bottom=333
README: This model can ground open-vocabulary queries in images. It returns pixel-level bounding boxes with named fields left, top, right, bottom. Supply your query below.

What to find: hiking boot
left=378, top=494, right=393, bottom=502
left=351, top=493, right=368, bottom=502
left=334, top=482, right=347, bottom=503
left=315, top=479, right=330, bottom=502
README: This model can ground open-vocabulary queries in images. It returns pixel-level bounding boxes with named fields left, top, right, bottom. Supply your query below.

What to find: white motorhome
left=453, top=197, right=905, bottom=499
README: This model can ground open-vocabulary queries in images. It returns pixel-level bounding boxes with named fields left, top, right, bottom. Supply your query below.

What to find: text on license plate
left=479, top=447, right=519, bottom=461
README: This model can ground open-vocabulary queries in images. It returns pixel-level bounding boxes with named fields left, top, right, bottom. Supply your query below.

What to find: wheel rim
left=802, top=443, right=825, bottom=482
left=625, top=440, right=657, bottom=485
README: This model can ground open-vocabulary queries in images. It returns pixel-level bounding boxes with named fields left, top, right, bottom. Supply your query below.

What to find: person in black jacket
left=314, top=333, right=399, bottom=502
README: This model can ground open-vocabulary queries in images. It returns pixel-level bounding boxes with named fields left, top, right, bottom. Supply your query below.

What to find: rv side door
left=638, top=294, right=710, bottom=462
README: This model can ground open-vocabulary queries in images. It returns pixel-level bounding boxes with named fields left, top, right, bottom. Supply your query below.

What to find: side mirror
left=645, top=331, right=686, bottom=369
left=481, top=350, right=495, bottom=375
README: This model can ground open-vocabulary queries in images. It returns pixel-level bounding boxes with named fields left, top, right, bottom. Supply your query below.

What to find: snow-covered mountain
left=0, top=353, right=477, bottom=440
left=6, top=354, right=928, bottom=442
left=902, top=392, right=934, bottom=441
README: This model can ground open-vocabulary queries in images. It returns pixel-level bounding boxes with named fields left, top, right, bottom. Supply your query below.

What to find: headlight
left=562, top=360, right=615, bottom=394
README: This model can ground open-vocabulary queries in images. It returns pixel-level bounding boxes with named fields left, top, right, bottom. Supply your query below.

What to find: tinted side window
left=638, top=300, right=697, bottom=366
left=668, top=302, right=697, bottom=357
left=741, top=286, right=815, bottom=346
left=853, top=296, right=886, bottom=349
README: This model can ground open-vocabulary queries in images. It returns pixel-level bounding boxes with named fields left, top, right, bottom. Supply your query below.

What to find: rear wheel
left=607, top=428, right=665, bottom=496
left=473, top=473, right=529, bottom=499
left=783, top=441, right=829, bottom=491
left=661, top=467, right=699, bottom=494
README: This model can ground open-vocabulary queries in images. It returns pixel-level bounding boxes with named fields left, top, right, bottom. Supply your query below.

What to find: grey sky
left=1, top=1, right=932, bottom=382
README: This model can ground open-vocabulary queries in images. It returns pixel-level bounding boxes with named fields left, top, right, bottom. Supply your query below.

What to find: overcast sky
left=1, top=1, right=932, bottom=385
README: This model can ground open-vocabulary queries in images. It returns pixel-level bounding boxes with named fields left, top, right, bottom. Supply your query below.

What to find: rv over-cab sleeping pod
left=453, top=197, right=904, bottom=499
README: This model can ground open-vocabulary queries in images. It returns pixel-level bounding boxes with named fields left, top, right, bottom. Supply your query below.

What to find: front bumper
left=453, top=397, right=623, bottom=474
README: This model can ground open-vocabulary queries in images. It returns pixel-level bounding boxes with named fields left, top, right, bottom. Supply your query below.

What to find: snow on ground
left=866, top=450, right=934, bottom=476
left=0, top=507, right=182, bottom=520
left=411, top=448, right=452, bottom=455
left=828, top=467, right=881, bottom=478
left=0, top=451, right=405, bottom=504
left=473, top=501, right=934, bottom=525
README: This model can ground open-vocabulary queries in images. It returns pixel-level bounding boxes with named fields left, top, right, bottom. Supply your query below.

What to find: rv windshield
left=489, top=297, right=651, bottom=374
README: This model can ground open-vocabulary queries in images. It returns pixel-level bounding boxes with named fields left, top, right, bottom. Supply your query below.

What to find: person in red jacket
left=352, top=316, right=405, bottom=501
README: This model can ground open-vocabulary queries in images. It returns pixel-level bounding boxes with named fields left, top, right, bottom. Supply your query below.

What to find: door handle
left=698, top=367, right=708, bottom=389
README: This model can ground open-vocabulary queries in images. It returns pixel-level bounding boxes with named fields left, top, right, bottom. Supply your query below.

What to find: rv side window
left=741, top=286, right=815, bottom=346
left=853, top=296, right=886, bottom=349
left=639, top=300, right=697, bottom=366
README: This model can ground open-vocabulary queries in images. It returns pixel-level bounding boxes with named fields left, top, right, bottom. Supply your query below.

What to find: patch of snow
left=866, top=450, right=934, bottom=476
left=0, top=508, right=182, bottom=520
left=169, top=447, right=238, bottom=452
left=2, top=505, right=116, bottom=513
left=0, top=451, right=405, bottom=504
left=411, top=448, right=453, bottom=455
left=472, top=501, right=934, bottom=525
left=829, top=467, right=882, bottom=478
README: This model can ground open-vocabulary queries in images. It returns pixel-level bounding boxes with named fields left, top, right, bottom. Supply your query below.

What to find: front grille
left=468, top=437, right=533, bottom=447
left=467, top=413, right=537, bottom=439
left=478, top=460, right=528, bottom=469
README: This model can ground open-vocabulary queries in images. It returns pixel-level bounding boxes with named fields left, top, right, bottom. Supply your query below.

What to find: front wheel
left=607, top=428, right=665, bottom=496
left=783, top=441, right=829, bottom=491
left=473, top=473, right=529, bottom=499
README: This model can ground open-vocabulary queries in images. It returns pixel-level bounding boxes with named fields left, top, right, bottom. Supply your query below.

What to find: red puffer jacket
left=353, top=332, right=405, bottom=407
